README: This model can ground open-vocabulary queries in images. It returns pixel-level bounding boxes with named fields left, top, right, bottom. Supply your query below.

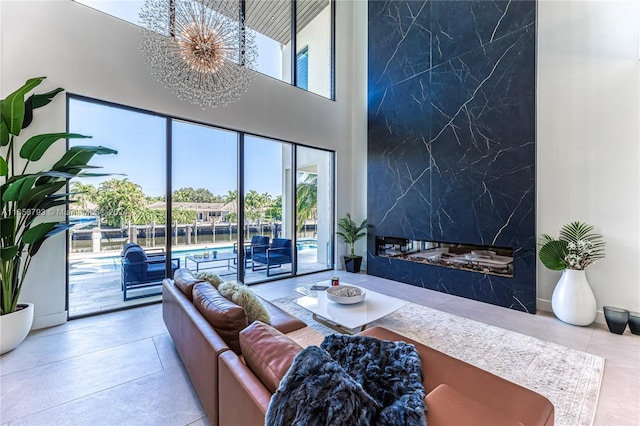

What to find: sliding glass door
left=67, top=95, right=335, bottom=317
left=67, top=98, right=166, bottom=316
left=296, top=146, right=333, bottom=274
left=171, top=121, right=238, bottom=280
left=243, top=136, right=293, bottom=283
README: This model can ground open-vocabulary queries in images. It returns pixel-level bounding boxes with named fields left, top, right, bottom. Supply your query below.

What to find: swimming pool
left=69, top=239, right=317, bottom=276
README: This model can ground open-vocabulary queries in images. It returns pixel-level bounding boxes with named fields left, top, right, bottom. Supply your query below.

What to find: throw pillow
left=218, top=280, right=271, bottom=325
left=240, top=321, right=303, bottom=393
left=195, top=271, right=224, bottom=289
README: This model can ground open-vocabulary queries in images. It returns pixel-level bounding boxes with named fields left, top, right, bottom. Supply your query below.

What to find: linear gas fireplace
left=375, top=236, right=514, bottom=278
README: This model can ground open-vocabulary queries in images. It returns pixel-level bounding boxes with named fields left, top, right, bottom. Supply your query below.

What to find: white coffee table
left=294, top=280, right=408, bottom=334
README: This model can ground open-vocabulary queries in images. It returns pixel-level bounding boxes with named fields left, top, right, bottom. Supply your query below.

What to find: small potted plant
left=539, top=221, right=605, bottom=326
left=336, top=213, right=367, bottom=273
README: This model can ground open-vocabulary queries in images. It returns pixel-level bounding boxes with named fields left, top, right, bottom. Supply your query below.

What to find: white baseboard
left=32, top=311, right=67, bottom=330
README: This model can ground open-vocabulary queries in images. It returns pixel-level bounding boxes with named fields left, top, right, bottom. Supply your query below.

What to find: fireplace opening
left=375, top=236, right=514, bottom=277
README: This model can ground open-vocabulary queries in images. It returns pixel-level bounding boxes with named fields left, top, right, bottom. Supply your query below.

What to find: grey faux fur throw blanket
left=265, top=334, right=426, bottom=426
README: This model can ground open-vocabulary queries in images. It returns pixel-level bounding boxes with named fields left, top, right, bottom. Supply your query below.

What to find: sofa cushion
left=218, top=280, right=271, bottom=325
left=174, top=268, right=205, bottom=300
left=426, top=384, right=525, bottom=426
left=192, top=282, right=248, bottom=354
left=239, top=321, right=303, bottom=393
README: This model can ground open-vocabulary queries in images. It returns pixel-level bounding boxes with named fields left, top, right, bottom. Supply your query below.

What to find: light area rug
left=272, top=296, right=604, bottom=426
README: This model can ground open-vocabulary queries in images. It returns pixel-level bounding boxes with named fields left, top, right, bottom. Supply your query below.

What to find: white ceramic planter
left=551, top=269, right=597, bottom=326
left=0, top=303, right=34, bottom=354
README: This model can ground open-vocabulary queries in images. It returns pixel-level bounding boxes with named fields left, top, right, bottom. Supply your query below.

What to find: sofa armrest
left=218, top=351, right=272, bottom=426
left=360, top=327, right=554, bottom=426
left=162, top=279, right=230, bottom=426
left=426, top=384, right=525, bottom=426
left=260, top=298, right=306, bottom=334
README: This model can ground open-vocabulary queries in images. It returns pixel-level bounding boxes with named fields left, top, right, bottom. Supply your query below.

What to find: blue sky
left=69, top=99, right=283, bottom=198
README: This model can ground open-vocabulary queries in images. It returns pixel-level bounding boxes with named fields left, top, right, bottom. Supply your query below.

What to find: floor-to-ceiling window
left=67, top=96, right=334, bottom=317
left=67, top=98, right=166, bottom=316
left=243, top=136, right=293, bottom=283
left=296, top=146, right=333, bottom=274
left=171, top=121, right=239, bottom=280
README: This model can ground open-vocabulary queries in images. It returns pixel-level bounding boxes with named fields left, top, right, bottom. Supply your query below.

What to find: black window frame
left=65, top=93, right=336, bottom=318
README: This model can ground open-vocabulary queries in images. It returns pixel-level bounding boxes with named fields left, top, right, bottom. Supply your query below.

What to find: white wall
left=1, top=0, right=357, bottom=328
left=349, top=0, right=368, bottom=267
left=537, top=0, right=640, bottom=321
left=283, top=4, right=332, bottom=98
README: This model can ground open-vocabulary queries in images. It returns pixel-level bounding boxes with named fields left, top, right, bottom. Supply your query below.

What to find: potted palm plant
left=1, top=77, right=116, bottom=353
left=539, top=221, right=605, bottom=326
left=336, top=213, right=367, bottom=273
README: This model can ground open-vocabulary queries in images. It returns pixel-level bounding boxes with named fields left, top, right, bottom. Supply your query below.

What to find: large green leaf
left=52, top=145, right=117, bottom=171
left=2, top=176, right=37, bottom=202
left=0, top=245, right=19, bottom=262
left=0, top=120, right=8, bottom=146
left=19, top=181, right=67, bottom=209
left=0, top=77, right=45, bottom=136
left=539, top=240, right=568, bottom=271
left=1, top=216, right=16, bottom=240
left=22, top=88, right=65, bottom=129
left=0, top=155, right=7, bottom=176
left=20, top=133, right=91, bottom=162
left=33, top=88, right=64, bottom=109
left=21, top=221, right=57, bottom=244
left=27, top=223, right=72, bottom=257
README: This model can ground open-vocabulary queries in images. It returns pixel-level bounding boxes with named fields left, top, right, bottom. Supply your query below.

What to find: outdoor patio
left=69, top=248, right=327, bottom=317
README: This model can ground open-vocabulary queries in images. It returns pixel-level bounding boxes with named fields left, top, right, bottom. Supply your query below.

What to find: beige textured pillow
left=218, top=280, right=271, bottom=325
left=196, top=272, right=224, bottom=289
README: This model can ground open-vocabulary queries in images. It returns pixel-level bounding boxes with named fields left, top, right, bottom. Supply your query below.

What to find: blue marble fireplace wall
left=367, top=1, right=537, bottom=313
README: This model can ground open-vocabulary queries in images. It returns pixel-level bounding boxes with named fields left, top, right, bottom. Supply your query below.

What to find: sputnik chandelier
left=139, top=0, right=258, bottom=108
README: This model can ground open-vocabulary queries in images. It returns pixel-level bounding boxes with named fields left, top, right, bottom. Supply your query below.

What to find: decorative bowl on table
left=326, top=285, right=366, bottom=304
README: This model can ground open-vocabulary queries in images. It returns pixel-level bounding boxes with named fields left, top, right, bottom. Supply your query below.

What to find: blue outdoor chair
left=251, top=238, right=292, bottom=277
left=121, top=244, right=180, bottom=301
left=233, top=235, right=270, bottom=268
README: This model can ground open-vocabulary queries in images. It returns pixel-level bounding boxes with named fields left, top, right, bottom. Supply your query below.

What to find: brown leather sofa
left=162, top=269, right=306, bottom=426
left=163, top=269, right=554, bottom=426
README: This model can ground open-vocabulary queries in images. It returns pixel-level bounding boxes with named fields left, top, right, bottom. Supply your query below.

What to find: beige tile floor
left=2, top=270, right=639, bottom=425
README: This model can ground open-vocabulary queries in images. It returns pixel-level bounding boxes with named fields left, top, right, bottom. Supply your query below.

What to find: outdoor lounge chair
left=121, top=243, right=180, bottom=301
left=233, top=235, right=270, bottom=268
left=251, top=238, right=293, bottom=277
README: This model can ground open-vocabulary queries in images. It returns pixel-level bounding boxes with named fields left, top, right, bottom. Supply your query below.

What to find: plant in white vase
left=539, top=221, right=605, bottom=326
